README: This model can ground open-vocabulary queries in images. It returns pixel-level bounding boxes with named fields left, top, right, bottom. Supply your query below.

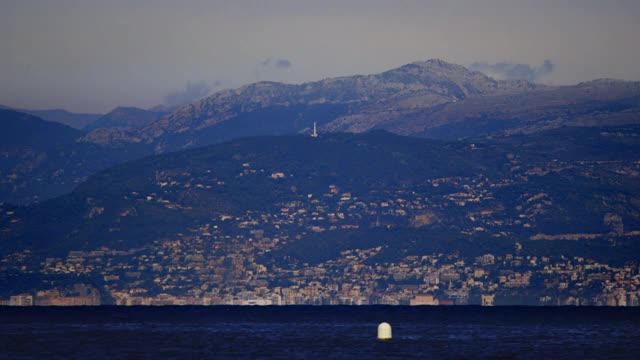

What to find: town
left=2, top=153, right=639, bottom=306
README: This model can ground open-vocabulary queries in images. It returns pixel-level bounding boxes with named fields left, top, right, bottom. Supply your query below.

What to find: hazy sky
left=2, top=0, right=640, bottom=113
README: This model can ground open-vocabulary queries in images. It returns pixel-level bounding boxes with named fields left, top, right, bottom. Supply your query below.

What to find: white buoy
left=377, top=322, right=392, bottom=340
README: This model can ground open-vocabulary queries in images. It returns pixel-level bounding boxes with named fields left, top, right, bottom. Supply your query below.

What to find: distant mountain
left=0, top=109, right=82, bottom=148
left=25, top=109, right=102, bottom=129
left=2, top=127, right=639, bottom=263
left=81, top=59, right=538, bottom=152
left=4, top=59, right=640, bottom=204
left=326, top=78, right=640, bottom=138
left=0, top=109, right=147, bottom=204
left=84, top=106, right=167, bottom=132
left=0, top=105, right=101, bottom=129
left=77, top=59, right=640, bottom=153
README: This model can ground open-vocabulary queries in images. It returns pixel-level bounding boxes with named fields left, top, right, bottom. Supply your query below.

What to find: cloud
left=259, top=58, right=293, bottom=70
left=163, top=80, right=221, bottom=106
left=275, top=59, right=292, bottom=69
left=468, top=60, right=555, bottom=82
left=260, top=58, right=272, bottom=67
left=253, top=58, right=293, bottom=82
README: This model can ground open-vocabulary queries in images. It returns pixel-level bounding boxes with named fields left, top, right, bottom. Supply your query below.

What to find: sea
left=1, top=306, right=639, bottom=359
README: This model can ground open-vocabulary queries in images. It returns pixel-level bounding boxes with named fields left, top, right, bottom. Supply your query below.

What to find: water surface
left=1, top=306, right=638, bottom=359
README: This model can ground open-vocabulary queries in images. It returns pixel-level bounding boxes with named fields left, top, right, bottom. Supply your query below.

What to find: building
left=410, top=294, right=438, bottom=306
left=9, top=294, right=33, bottom=306
left=481, top=294, right=495, bottom=306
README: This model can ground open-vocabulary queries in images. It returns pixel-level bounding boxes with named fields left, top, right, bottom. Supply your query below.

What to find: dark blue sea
left=1, top=306, right=639, bottom=359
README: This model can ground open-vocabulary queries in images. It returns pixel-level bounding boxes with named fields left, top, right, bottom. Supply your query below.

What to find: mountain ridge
left=3, top=59, right=640, bottom=204
left=81, top=59, right=540, bottom=151
left=84, top=106, right=168, bottom=132
left=3, top=126, right=640, bottom=256
left=0, top=105, right=102, bottom=129
left=0, top=109, right=148, bottom=204
left=77, top=59, right=640, bottom=153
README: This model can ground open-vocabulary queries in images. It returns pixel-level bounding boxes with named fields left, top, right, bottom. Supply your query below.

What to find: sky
left=1, top=0, right=640, bottom=113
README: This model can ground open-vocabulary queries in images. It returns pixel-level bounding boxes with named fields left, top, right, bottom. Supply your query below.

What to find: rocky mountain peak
left=82, top=60, right=640, bottom=153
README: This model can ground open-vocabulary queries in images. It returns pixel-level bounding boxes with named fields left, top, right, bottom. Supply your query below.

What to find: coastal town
left=2, top=243, right=638, bottom=306
left=2, top=156, right=639, bottom=306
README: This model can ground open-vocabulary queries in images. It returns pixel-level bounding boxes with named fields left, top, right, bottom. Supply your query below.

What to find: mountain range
left=2, top=59, right=640, bottom=304
left=80, top=59, right=640, bottom=152
left=2, top=59, right=640, bottom=204
left=80, top=59, right=539, bottom=151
